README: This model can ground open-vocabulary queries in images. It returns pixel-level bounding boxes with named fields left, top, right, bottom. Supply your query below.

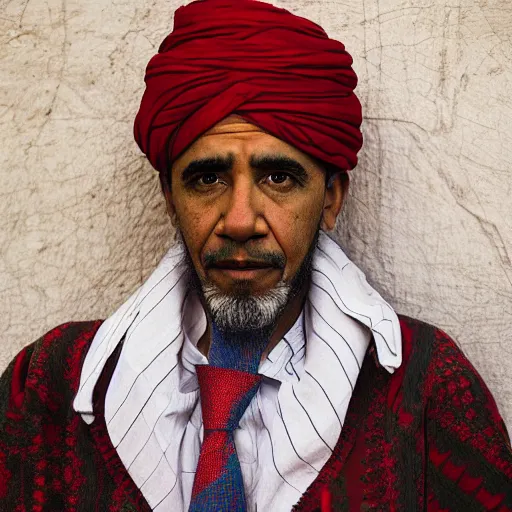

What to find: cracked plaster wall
left=1, top=0, right=511, bottom=430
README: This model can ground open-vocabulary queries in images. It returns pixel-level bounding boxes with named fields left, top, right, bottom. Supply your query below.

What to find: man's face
left=163, top=115, right=345, bottom=332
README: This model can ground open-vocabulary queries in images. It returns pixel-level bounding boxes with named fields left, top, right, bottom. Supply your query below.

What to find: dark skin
left=161, top=115, right=348, bottom=359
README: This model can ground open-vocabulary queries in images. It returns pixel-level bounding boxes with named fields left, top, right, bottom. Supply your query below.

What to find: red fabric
left=133, top=0, right=363, bottom=175
left=191, top=430, right=231, bottom=495
left=191, top=365, right=262, bottom=499
left=197, top=365, right=262, bottom=430
left=320, top=485, right=332, bottom=512
left=9, top=345, right=30, bottom=414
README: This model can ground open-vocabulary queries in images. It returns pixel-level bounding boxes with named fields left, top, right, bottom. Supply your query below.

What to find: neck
left=197, top=281, right=309, bottom=363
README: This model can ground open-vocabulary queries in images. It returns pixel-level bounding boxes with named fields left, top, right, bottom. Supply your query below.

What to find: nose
left=217, top=175, right=265, bottom=243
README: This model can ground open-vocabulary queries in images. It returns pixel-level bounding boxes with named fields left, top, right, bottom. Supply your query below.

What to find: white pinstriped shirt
left=73, top=230, right=402, bottom=511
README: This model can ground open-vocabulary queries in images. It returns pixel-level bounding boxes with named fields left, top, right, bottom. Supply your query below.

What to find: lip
left=213, top=260, right=272, bottom=269
left=210, top=267, right=276, bottom=280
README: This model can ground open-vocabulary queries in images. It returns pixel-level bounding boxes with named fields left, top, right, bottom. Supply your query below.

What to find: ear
left=321, top=172, right=349, bottom=231
left=159, top=172, right=177, bottom=227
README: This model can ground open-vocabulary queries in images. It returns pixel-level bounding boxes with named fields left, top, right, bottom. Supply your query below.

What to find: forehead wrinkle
left=203, top=125, right=265, bottom=136
left=203, top=117, right=267, bottom=137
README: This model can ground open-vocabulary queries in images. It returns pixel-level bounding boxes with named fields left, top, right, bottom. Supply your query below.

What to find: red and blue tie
left=189, top=321, right=269, bottom=511
left=188, top=365, right=262, bottom=511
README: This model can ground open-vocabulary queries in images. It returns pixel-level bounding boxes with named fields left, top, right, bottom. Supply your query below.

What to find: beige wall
left=1, top=0, right=511, bottom=430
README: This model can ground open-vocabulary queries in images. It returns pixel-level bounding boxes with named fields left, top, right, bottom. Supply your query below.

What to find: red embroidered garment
left=1, top=316, right=511, bottom=511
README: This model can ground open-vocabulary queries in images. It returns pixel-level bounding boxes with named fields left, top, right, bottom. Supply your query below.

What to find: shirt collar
left=178, top=293, right=306, bottom=393
left=73, top=230, right=402, bottom=422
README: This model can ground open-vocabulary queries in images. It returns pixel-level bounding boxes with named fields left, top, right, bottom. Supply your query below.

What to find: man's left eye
left=267, top=172, right=293, bottom=185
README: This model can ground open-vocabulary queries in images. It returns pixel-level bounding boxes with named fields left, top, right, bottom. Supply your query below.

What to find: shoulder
left=390, top=313, right=448, bottom=389
left=18, top=321, right=103, bottom=389
left=396, top=314, right=496, bottom=399
left=395, top=314, right=510, bottom=442
left=0, top=321, right=103, bottom=422
left=396, top=313, right=475, bottom=381
left=27, top=321, right=103, bottom=374
left=397, top=313, right=454, bottom=362
left=387, top=315, right=502, bottom=422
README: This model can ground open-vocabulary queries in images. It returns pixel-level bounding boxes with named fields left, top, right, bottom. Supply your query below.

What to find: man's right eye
left=186, top=172, right=220, bottom=188
left=198, top=173, right=219, bottom=186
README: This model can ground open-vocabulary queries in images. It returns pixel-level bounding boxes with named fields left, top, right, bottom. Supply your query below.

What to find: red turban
left=134, top=0, right=363, bottom=177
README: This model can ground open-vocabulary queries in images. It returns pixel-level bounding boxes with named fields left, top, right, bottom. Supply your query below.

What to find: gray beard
left=175, top=226, right=320, bottom=334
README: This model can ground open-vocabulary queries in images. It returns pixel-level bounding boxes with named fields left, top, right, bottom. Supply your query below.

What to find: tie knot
left=196, top=365, right=262, bottom=431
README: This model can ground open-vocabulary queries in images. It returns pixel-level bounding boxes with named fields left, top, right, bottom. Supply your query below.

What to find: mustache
left=203, top=246, right=286, bottom=270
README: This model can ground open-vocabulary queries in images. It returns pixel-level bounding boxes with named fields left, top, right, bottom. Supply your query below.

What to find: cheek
left=274, top=201, right=322, bottom=276
left=175, top=204, right=211, bottom=263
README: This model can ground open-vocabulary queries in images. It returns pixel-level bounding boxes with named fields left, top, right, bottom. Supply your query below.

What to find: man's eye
left=197, top=173, right=219, bottom=186
left=267, top=172, right=293, bottom=185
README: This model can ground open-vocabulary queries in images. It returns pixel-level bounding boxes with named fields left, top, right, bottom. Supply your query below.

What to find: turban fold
left=134, top=0, right=363, bottom=177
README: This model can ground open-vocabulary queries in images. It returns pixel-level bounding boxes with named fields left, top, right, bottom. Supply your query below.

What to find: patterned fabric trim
left=90, top=341, right=152, bottom=512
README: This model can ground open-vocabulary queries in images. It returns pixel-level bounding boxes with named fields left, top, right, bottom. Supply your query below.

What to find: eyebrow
left=179, top=153, right=310, bottom=184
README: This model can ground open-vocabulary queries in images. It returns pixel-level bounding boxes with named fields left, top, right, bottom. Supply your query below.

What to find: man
left=1, top=0, right=511, bottom=511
